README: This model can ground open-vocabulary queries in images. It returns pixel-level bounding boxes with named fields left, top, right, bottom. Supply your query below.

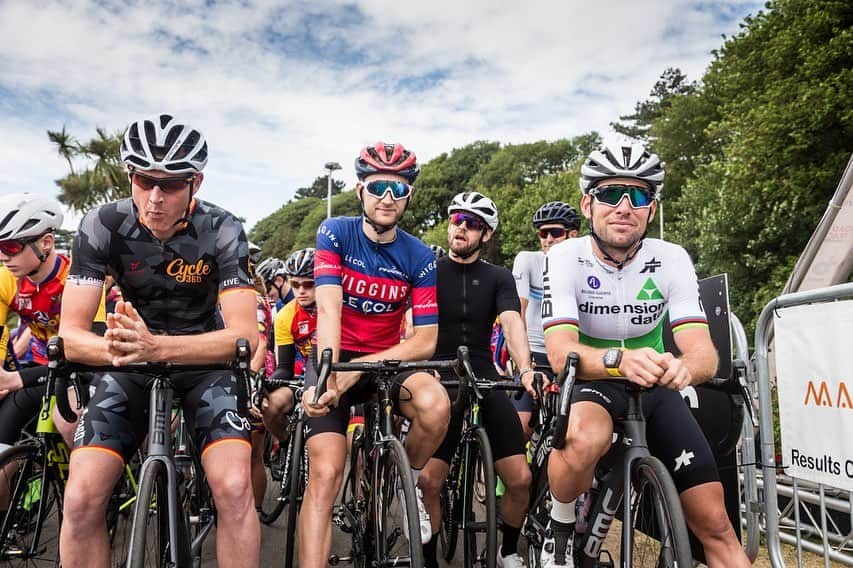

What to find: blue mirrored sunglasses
left=364, top=180, right=413, bottom=201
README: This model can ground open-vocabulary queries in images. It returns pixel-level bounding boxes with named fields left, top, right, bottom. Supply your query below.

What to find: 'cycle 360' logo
left=167, top=258, right=212, bottom=284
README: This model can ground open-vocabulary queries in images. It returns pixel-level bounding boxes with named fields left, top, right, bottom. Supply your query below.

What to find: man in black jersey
left=58, top=114, right=260, bottom=568
left=419, top=191, right=534, bottom=568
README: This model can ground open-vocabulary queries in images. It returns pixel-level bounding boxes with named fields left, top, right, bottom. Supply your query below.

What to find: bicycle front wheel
left=282, top=419, right=306, bottom=568
left=372, top=437, right=423, bottom=567
left=259, top=431, right=287, bottom=525
left=624, top=456, right=693, bottom=568
left=462, top=426, right=496, bottom=568
left=128, top=460, right=171, bottom=568
left=0, top=443, right=62, bottom=568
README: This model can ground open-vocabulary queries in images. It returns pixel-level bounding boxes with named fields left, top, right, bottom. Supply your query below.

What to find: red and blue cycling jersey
left=314, top=216, right=438, bottom=353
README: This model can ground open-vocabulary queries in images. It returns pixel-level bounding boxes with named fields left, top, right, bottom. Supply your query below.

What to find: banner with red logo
left=776, top=299, right=853, bottom=490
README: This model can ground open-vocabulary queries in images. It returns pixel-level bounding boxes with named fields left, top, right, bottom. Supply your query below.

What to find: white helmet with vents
left=579, top=140, right=664, bottom=196
left=448, top=191, right=499, bottom=231
left=0, top=193, right=64, bottom=240
left=121, top=113, right=208, bottom=174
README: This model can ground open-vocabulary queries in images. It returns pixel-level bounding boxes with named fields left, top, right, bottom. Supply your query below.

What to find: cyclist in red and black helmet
left=353, top=141, right=420, bottom=235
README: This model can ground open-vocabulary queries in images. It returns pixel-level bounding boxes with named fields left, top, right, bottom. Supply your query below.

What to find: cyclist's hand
left=105, top=301, right=158, bottom=365
left=521, top=369, right=539, bottom=398
left=619, top=348, right=666, bottom=387
left=657, top=353, right=692, bottom=391
left=0, top=388, right=8, bottom=400
left=303, top=385, right=339, bottom=417
left=0, top=368, right=23, bottom=393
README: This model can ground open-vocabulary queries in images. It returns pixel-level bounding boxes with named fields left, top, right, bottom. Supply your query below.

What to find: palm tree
left=47, top=126, right=78, bottom=175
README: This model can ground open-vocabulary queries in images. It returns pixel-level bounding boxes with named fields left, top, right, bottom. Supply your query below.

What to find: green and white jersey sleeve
left=512, top=250, right=546, bottom=352
left=541, top=236, right=708, bottom=353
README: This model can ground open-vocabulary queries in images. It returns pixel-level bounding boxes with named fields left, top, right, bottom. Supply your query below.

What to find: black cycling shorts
left=571, top=381, right=720, bottom=493
left=433, top=371, right=526, bottom=464
left=302, top=351, right=417, bottom=441
left=72, top=370, right=251, bottom=464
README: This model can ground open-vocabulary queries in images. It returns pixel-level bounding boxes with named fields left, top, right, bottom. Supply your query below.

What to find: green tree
left=294, top=175, right=345, bottom=200
left=611, top=68, right=697, bottom=142
left=50, top=128, right=129, bottom=213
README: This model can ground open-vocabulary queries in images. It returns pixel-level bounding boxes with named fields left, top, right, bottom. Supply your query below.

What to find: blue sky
left=0, top=0, right=763, bottom=231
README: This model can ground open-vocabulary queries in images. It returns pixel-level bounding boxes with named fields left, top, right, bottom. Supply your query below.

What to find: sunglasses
left=449, top=212, right=487, bottom=232
left=590, top=184, right=655, bottom=208
left=130, top=171, right=194, bottom=193
left=363, top=180, right=413, bottom=201
left=0, top=235, right=42, bottom=257
left=290, top=280, right=315, bottom=290
left=538, top=227, right=568, bottom=239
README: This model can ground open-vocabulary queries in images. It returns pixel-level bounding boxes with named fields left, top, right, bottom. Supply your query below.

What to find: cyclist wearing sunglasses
left=0, top=193, right=107, bottom=443
left=300, top=141, right=447, bottom=566
left=418, top=191, right=533, bottom=568
left=511, top=201, right=580, bottom=439
left=58, top=113, right=261, bottom=568
left=265, top=248, right=317, bottom=440
left=528, top=141, right=749, bottom=567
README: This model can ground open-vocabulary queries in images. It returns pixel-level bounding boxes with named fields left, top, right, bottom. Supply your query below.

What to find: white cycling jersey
left=541, top=236, right=708, bottom=351
left=512, top=250, right=546, bottom=352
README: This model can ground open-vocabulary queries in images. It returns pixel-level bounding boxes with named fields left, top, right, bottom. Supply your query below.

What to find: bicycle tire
left=372, top=437, right=423, bottom=567
left=282, top=419, right=305, bottom=568
left=438, top=457, right=460, bottom=562
left=0, top=443, right=62, bottom=568
left=624, top=456, right=693, bottom=568
left=523, top=446, right=553, bottom=568
left=339, top=424, right=369, bottom=568
left=259, top=432, right=287, bottom=524
left=107, top=455, right=143, bottom=568
left=462, top=426, right=496, bottom=568
left=128, top=460, right=171, bottom=568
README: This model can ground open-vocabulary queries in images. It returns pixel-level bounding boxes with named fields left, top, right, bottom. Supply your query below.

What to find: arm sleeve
left=410, top=250, right=438, bottom=327
left=496, top=267, right=522, bottom=314
left=512, top=253, right=531, bottom=300
left=215, top=214, right=254, bottom=294
left=668, top=246, right=709, bottom=334
left=68, top=208, right=110, bottom=287
left=314, top=218, right=344, bottom=287
left=541, top=247, right=580, bottom=335
left=274, top=345, right=296, bottom=381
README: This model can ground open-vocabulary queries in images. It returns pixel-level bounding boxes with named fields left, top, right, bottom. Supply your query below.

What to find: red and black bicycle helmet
left=355, top=141, right=419, bottom=184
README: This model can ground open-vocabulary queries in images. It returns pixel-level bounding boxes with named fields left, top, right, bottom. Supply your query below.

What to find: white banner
left=776, top=299, right=853, bottom=491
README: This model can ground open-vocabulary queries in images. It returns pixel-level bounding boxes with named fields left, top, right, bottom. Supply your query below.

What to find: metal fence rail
left=754, top=282, right=853, bottom=567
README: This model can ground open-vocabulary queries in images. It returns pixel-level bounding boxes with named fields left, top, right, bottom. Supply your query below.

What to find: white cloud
left=0, top=0, right=762, bottom=231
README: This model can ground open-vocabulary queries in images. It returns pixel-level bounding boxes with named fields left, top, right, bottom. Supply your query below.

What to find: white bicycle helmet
left=256, top=257, right=285, bottom=285
left=579, top=141, right=664, bottom=196
left=448, top=192, right=499, bottom=231
left=121, top=113, right=208, bottom=173
left=0, top=193, right=64, bottom=241
left=283, top=248, right=315, bottom=278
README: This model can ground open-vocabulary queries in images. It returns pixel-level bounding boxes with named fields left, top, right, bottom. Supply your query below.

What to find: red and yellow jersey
left=0, top=256, right=106, bottom=365
left=273, top=299, right=316, bottom=377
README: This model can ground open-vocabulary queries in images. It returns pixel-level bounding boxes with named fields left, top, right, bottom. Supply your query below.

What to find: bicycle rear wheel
left=462, top=426, right=496, bottom=568
left=438, top=458, right=460, bottom=562
left=0, top=443, right=62, bottom=568
left=259, top=431, right=287, bottom=525
left=107, top=454, right=143, bottom=567
left=624, top=456, right=692, bottom=568
left=128, top=460, right=173, bottom=568
left=523, top=443, right=553, bottom=568
left=282, top=419, right=305, bottom=568
left=372, top=437, right=423, bottom=567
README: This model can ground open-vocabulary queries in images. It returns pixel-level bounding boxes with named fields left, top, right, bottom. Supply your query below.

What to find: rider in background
left=527, top=141, right=750, bottom=567
left=300, top=141, right=448, bottom=568
left=511, top=201, right=580, bottom=439
left=418, top=191, right=533, bottom=568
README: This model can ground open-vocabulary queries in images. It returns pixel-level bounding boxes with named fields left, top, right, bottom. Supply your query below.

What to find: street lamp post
left=325, top=161, right=342, bottom=219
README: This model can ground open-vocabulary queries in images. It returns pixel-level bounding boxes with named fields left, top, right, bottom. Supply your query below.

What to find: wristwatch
left=603, top=348, right=624, bottom=377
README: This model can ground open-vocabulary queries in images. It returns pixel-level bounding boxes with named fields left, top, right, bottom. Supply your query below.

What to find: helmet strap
left=173, top=179, right=195, bottom=228
left=452, top=234, right=485, bottom=260
left=588, top=203, right=650, bottom=270
left=359, top=194, right=399, bottom=236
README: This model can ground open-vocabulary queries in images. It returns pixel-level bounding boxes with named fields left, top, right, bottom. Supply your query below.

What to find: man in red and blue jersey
left=300, top=142, right=449, bottom=567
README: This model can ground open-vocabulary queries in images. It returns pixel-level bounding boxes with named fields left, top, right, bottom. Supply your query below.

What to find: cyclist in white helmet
left=59, top=114, right=260, bottom=568
left=526, top=140, right=750, bottom=567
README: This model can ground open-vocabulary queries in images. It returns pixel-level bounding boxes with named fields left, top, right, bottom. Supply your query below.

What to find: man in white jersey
left=511, top=201, right=580, bottom=438
left=525, top=141, right=750, bottom=567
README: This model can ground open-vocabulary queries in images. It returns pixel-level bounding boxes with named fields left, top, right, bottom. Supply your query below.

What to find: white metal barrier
left=754, top=282, right=853, bottom=567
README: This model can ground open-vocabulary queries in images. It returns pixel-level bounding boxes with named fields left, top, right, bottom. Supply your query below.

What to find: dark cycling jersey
left=314, top=216, right=437, bottom=352
left=67, top=197, right=255, bottom=464
left=434, top=256, right=520, bottom=377
left=432, top=256, right=525, bottom=464
left=69, top=198, right=254, bottom=333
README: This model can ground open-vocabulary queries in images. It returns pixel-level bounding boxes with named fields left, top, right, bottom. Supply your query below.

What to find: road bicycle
left=437, top=371, right=526, bottom=567
left=47, top=335, right=252, bottom=568
left=324, top=346, right=476, bottom=567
